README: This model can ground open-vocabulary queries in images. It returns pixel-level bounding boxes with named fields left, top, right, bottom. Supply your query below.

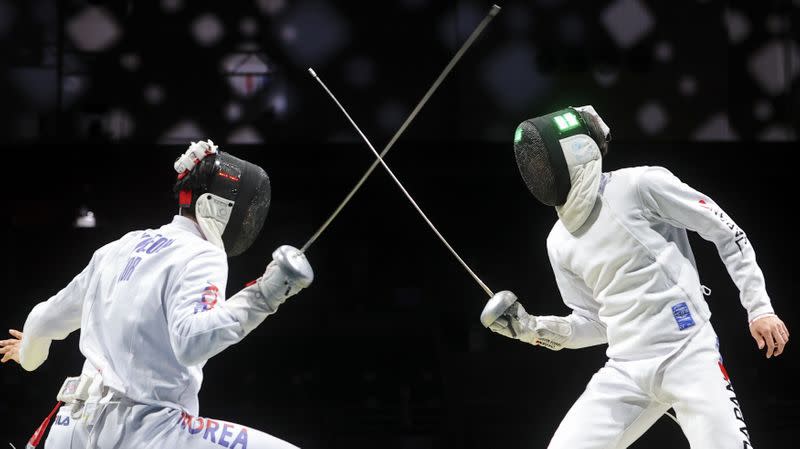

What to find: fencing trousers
left=548, top=321, right=754, bottom=449
left=44, top=397, right=298, bottom=449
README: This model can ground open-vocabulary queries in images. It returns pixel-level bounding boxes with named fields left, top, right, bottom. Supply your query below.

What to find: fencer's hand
left=257, top=245, right=314, bottom=303
left=481, top=291, right=521, bottom=338
left=0, top=329, right=23, bottom=364
left=486, top=303, right=522, bottom=339
left=480, top=291, right=572, bottom=350
left=749, top=315, right=789, bottom=358
left=271, top=245, right=314, bottom=289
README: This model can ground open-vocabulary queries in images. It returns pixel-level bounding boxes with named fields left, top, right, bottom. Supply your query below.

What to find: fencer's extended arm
left=19, top=244, right=112, bottom=371
left=479, top=240, right=608, bottom=350
left=637, top=167, right=774, bottom=321
left=480, top=291, right=607, bottom=351
left=167, top=246, right=313, bottom=366
left=224, top=246, right=314, bottom=335
left=481, top=240, right=608, bottom=350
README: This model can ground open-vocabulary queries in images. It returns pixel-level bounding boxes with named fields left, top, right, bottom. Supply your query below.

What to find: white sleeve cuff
left=748, top=311, right=777, bottom=325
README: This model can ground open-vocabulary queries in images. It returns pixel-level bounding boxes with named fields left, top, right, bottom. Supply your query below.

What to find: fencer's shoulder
left=119, top=229, right=147, bottom=241
left=606, top=165, right=667, bottom=179
left=194, top=241, right=226, bottom=258
left=634, top=166, right=683, bottom=194
left=94, top=230, right=143, bottom=256
left=161, top=217, right=222, bottom=254
left=609, top=166, right=676, bottom=190
left=171, top=233, right=224, bottom=258
left=165, top=238, right=226, bottom=275
left=546, top=220, right=568, bottom=247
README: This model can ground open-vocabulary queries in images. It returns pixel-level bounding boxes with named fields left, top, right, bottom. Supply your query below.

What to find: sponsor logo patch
left=55, top=415, right=70, bottom=426
left=671, top=302, right=696, bottom=330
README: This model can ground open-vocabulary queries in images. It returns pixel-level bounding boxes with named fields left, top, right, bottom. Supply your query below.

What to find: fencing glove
left=480, top=290, right=572, bottom=351
left=226, top=245, right=314, bottom=335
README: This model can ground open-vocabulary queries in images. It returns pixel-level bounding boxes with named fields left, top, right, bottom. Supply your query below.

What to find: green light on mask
left=514, top=126, right=523, bottom=143
left=553, top=112, right=581, bottom=132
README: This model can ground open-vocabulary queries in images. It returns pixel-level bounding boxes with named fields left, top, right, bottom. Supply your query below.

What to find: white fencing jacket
left=19, top=216, right=269, bottom=415
left=548, top=166, right=774, bottom=360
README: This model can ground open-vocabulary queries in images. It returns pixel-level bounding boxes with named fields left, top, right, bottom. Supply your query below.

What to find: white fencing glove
left=480, top=290, right=572, bottom=351
left=226, top=245, right=313, bottom=335
left=258, top=245, right=314, bottom=303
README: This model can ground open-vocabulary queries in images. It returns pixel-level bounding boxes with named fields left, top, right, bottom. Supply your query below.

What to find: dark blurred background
left=2, top=0, right=798, bottom=448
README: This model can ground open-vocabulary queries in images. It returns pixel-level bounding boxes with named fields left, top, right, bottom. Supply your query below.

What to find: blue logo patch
left=672, top=302, right=696, bottom=330
left=55, top=415, right=70, bottom=426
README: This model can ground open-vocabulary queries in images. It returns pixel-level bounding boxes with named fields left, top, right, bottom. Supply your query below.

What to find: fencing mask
left=514, top=105, right=611, bottom=232
left=174, top=140, right=271, bottom=256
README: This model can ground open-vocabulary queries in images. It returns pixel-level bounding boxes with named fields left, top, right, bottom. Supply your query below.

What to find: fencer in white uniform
left=480, top=107, right=789, bottom=448
left=0, top=141, right=313, bottom=449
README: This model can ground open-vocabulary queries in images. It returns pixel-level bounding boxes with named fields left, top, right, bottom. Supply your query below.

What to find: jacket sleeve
left=19, top=243, right=113, bottom=371
left=636, top=166, right=774, bottom=322
left=165, top=250, right=280, bottom=366
left=547, top=239, right=608, bottom=349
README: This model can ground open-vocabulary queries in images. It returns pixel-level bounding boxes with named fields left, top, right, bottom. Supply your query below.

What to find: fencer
left=0, top=141, right=313, bottom=448
left=479, top=106, right=789, bottom=448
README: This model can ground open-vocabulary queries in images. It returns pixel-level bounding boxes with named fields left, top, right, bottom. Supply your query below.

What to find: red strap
left=718, top=361, right=730, bottom=381
left=245, top=278, right=259, bottom=287
left=28, top=401, right=63, bottom=447
left=179, top=189, right=193, bottom=207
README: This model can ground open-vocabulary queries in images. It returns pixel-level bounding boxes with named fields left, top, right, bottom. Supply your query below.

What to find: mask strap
left=179, top=189, right=193, bottom=208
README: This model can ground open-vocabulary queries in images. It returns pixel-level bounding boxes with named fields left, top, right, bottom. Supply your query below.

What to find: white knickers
left=548, top=321, right=753, bottom=449
left=44, top=397, right=299, bottom=449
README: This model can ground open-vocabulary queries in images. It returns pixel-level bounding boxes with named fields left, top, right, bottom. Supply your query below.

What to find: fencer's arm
left=637, top=167, right=774, bottom=322
left=480, top=242, right=608, bottom=351
left=19, top=245, right=110, bottom=371
left=224, top=246, right=314, bottom=335
left=562, top=312, right=608, bottom=349
left=480, top=291, right=607, bottom=350
left=20, top=285, right=84, bottom=371
left=167, top=246, right=313, bottom=366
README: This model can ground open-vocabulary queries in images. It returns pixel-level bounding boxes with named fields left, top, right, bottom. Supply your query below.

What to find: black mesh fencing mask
left=187, top=152, right=271, bottom=256
left=215, top=152, right=271, bottom=256
left=513, top=107, right=605, bottom=206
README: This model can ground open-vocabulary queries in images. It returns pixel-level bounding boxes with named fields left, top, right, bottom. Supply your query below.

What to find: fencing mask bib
left=175, top=142, right=271, bottom=256
left=514, top=105, right=611, bottom=232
